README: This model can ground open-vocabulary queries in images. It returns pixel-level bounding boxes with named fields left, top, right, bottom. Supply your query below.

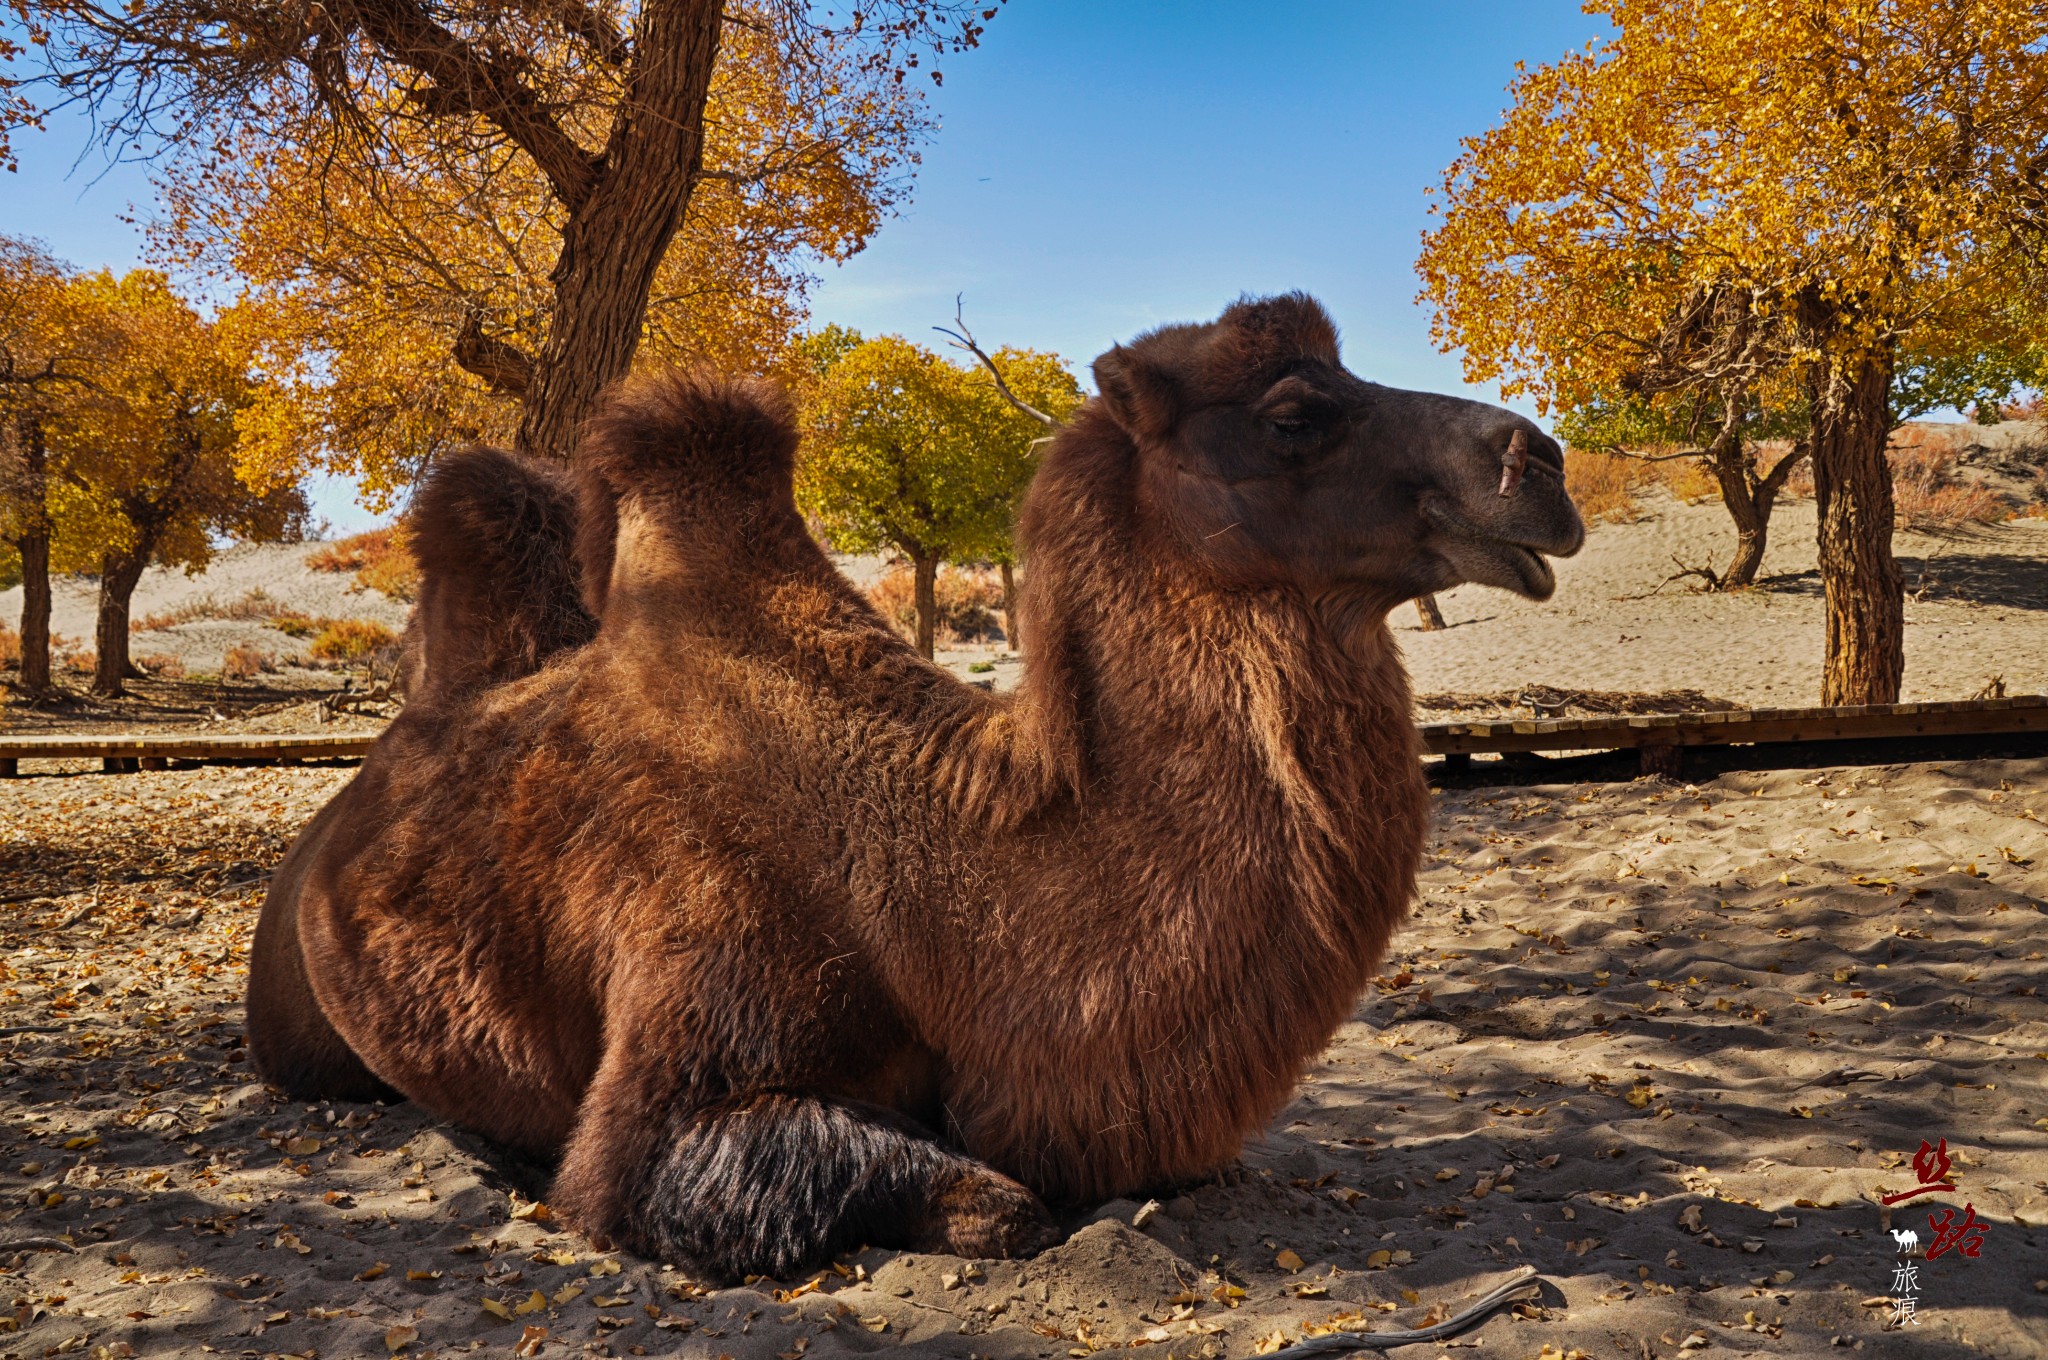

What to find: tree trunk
left=912, top=553, right=939, bottom=661
left=999, top=560, right=1020, bottom=651
left=513, top=0, right=724, bottom=458
left=92, top=548, right=150, bottom=697
left=15, top=529, right=52, bottom=693
left=1414, top=594, right=1446, bottom=630
left=10, top=418, right=53, bottom=693
left=1810, top=356, right=1903, bottom=705
left=1710, top=457, right=1770, bottom=589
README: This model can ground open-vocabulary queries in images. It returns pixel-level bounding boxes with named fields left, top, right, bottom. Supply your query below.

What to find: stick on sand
left=1267, top=1267, right=1543, bottom=1357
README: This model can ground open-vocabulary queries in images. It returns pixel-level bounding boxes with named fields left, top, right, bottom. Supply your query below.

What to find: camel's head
left=1092, top=294, right=1584, bottom=611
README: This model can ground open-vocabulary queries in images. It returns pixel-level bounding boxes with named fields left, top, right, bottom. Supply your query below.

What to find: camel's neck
left=1005, top=429, right=1420, bottom=836
left=937, top=427, right=1429, bottom=1198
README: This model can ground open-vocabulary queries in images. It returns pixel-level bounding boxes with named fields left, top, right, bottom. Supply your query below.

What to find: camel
left=246, top=294, right=1583, bottom=1280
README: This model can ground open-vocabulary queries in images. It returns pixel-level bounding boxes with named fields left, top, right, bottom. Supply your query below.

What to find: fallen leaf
left=284, top=1137, right=322, bottom=1156
left=587, top=1257, right=621, bottom=1277
left=515, top=1289, right=547, bottom=1316
left=384, top=1322, right=418, bottom=1353
left=514, top=1324, right=548, bottom=1357
left=481, top=1298, right=514, bottom=1321
left=356, top=1263, right=389, bottom=1282
left=1275, top=1249, right=1305, bottom=1272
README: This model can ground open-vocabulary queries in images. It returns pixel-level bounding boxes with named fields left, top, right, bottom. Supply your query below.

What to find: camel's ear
left=1092, top=345, right=1179, bottom=441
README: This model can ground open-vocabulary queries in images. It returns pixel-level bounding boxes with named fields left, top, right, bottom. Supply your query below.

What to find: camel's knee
left=574, top=1093, right=1057, bottom=1279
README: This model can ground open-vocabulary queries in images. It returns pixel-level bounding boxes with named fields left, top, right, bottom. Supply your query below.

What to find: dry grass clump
left=132, top=589, right=322, bottom=638
left=866, top=564, right=1008, bottom=646
left=307, top=527, right=419, bottom=601
left=221, top=643, right=276, bottom=681
left=1562, top=448, right=1658, bottom=523
left=1564, top=445, right=1730, bottom=524
left=1889, top=428, right=2008, bottom=534
left=133, top=652, right=186, bottom=679
left=0, top=622, right=18, bottom=671
left=308, top=619, right=398, bottom=662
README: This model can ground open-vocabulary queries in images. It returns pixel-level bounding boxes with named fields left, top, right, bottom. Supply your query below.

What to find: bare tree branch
left=334, top=0, right=602, bottom=210
left=934, top=294, right=1058, bottom=428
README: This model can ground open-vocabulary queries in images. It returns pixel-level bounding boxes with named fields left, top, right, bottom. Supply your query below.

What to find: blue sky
left=6, top=2, right=1610, bottom=532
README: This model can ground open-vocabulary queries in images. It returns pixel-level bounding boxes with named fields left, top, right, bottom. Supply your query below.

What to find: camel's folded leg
left=554, top=1091, right=1059, bottom=1279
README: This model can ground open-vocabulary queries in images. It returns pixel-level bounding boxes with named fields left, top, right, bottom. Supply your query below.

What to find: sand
left=4, top=754, right=2045, bottom=1359
left=1396, top=495, right=2048, bottom=712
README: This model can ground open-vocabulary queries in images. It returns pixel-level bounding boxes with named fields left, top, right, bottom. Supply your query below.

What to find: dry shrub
left=58, top=648, right=97, bottom=676
left=1999, top=393, right=2046, bottom=421
left=222, top=643, right=276, bottom=680
left=866, top=564, right=1008, bottom=645
left=308, top=527, right=419, bottom=601
left=134, top=652, right=186, bottom=679
left=309, top=618, right=398, bottom=661
left=0, top=622, right=18, bottom=670
left=1889, top=428, right=2006, bottom=533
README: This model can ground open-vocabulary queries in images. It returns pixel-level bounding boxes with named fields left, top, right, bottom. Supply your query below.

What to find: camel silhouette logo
left=1891, top=1228, right=1919, bottom=1252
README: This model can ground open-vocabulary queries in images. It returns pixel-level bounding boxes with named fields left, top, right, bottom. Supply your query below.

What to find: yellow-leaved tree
left=24, top=2, right=998, bottom=495
left=796, top=331, right=1081, bottom=658
left=1417, top=0, right=2048, bottom=703
left=1, top=237, right=118, bottom=693
left=48, top=271, right=307, bottom=696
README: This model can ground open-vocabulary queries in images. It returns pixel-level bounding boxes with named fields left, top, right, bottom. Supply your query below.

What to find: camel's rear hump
left=572, top=370, right=806, bottom=613
left=404, top=447, right=597, bottom=702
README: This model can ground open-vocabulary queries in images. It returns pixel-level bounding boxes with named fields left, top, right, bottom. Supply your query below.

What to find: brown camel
left=246, top=294, right=1583, bottom=1280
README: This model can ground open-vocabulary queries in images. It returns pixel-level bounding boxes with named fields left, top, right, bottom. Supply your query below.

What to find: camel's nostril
left=1497, top=429, right=1529, bottom=498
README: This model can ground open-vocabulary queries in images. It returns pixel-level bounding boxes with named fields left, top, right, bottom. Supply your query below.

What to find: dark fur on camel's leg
left=616, top=1093, right=1058, bottom=1280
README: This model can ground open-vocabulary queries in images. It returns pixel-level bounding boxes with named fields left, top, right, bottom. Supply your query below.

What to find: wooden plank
left=1422, top=696, right=2047, bottom=756
left=0, top=734, right=379, bottom=762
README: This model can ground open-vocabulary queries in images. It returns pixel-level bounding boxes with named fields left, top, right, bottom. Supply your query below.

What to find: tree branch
left=452, top=308, right=535, bottom=399
left=335, top=0, right=602, bottom=210
left=934, top=295, right=1058, bottom=429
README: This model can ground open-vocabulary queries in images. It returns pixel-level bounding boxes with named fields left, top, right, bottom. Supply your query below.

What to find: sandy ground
left=1395, top=496, right=2048, bottom=710
left=4, top=755, right=2045, bottom=1359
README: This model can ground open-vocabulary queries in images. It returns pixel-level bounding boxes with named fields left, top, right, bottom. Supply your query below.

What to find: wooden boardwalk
left=2, top=695, right=2043, bottom=777
left=1422, top=694, right=2047, bottom=774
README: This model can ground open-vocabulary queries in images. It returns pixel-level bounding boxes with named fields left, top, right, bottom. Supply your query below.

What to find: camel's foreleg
left=559, top=1091, right=1058, bottom=1279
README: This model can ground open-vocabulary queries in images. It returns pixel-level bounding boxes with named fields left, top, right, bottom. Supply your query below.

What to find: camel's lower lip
left=1447, top=531, right=1556, bottom=599
left=1497, top=540, right=1555, bottom=597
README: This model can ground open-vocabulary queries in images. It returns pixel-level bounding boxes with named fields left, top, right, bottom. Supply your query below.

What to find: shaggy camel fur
left=247, top=294, right=1583, bottom=1279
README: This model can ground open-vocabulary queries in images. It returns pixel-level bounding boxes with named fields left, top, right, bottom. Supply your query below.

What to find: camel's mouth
left=1451, top=532, right=1558, bottom=600
left=1420, top=500, right=1573, bottom=601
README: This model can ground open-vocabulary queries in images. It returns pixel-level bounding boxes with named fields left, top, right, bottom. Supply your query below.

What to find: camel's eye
left=1269, top=405, right=1318, bottom=438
